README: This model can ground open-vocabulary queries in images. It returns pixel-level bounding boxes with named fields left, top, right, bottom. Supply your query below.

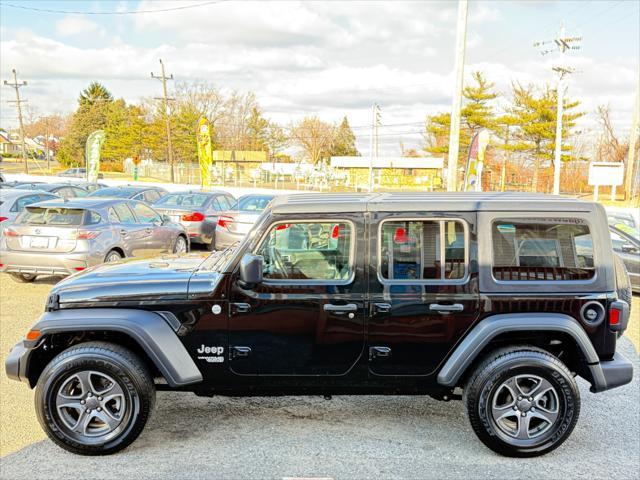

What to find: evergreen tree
left=331, top=117, right=359, bottom=156
left=78, top=82, right=113, bottom=106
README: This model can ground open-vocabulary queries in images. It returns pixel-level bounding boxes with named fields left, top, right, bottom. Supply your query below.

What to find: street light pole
left=446, top=0, right=468, bottom=192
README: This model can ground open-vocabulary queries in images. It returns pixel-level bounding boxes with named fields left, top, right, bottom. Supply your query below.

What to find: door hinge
left=369, top=346, right=392, bottom=361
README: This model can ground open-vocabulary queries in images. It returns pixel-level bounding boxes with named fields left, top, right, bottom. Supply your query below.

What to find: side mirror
left=239, top=253, right=263, bottom=287
left=622, top=243, right=639, bottom=254
left=162, top=214, right=171, bottom=225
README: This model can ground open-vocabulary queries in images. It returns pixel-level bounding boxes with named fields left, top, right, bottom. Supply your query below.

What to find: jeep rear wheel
left=464, top=346, right=580, bottom=457
left=35, top=341, right=155, bottom=455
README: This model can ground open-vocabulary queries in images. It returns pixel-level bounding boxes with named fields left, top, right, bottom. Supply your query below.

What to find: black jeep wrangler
left=6, top=192, right=633, bottom=457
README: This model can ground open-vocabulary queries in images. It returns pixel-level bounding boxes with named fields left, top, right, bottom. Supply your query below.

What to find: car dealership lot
left=0, top=274, right=638, bottom=479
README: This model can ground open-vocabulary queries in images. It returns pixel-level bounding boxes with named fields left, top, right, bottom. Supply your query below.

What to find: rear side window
left=492, top=219, right=595, bottom=281
left=87, top=211, right=102, bottom=225
left=112, top=203, right=137, bottom=224
left=143, top=190, right=160, bottom=203
left=17, top=207, right=85, bottom=225
left=379, top=219, right=467, bottom=281
left=257, top=221, right=354, bottom=281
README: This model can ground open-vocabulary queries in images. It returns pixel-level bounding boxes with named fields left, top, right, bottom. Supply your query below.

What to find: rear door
left=110, top=202, right=147, bottom=257
left=367, top=212, right=480, bottom=376
left=130, top=202, right=173, bottom=255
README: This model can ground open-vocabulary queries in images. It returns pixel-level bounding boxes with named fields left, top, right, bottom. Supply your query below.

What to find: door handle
left=373, top=302, right=391, bottom=314
left=324, top=303, right=358, bottom=314
left=145, top=227, right=153, bottom=234
left=429, top=303, right=464, bottom=314
left=369, top=346, right=392, bottom=360
left=231, top=302, right=251, bottom=314
left=119, top=229, right=128, bottom=237
left=231, top=346, right=251, bottom=359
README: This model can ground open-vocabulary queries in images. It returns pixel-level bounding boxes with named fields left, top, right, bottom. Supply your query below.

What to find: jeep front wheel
left=464, top=346, right=580, bottom=457
left=35, top=341, right=155, bottom=455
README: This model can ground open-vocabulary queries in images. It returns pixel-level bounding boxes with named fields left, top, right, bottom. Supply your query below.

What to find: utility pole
left=446, top=0, right=468, bottom=192
left=368, top=103, right=381, bottom=192
left=534, top=24, right=581, bottom=195
left=624, top=68, right=639, bottom=202
left=44, top=117, right=50, bottom=171
left=151, top=59, right=175, bottom=183
left=4, top=69, right=29, bottom=174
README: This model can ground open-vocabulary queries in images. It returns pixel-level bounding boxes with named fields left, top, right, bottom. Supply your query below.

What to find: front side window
left=492, top=219, right=595, bottom=281
left=132, top=203, right=161, bottom=223
left=379, top=219, right=467, bottom=281
left=257, top=221, right=353, bottom=281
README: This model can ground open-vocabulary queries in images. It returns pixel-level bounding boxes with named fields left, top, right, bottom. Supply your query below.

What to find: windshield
left=155, top=193, right=209, bottom=208
left=88, top=188, right=133, bottom=198
left=236, top=195, right=274, bottom=211
left=17, top=207, right=85, bottom=225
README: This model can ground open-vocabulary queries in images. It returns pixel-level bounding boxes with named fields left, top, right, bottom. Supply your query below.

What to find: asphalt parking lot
left=1, top=274, right=639, bottom=479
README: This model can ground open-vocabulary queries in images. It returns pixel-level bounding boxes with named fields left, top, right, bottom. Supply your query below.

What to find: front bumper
left=5, top=342, right=31, bottom=385
left=590, top=351, right=634, bottom=392
left=0, top=250, right=96, bottom=276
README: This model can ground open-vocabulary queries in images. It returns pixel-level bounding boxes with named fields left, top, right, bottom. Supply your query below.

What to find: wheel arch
left=23, top=308, right=202, bottom=389
left=437, top=313, right=604, bottom=391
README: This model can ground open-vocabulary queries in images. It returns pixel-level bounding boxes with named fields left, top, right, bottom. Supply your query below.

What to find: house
left=0, top=129, right=21, bottom=156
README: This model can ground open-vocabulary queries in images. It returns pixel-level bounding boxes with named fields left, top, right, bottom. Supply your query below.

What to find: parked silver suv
left=0, top=197, right=188, bottom=282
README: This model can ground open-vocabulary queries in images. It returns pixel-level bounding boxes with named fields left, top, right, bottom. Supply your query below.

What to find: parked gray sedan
left=0, top=189, right=58, bottom=226
left=214, top=193, right=275, bottom=249
left=0, top=197, right=188, bottom=282
left=153, top=190, right=236, bottom=251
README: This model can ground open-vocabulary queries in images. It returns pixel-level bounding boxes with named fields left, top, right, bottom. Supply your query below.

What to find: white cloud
left=55, top=15, right=104, bottom=37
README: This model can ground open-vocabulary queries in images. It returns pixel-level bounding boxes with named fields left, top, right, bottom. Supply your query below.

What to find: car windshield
left=88, top=188, right=134, bottom=198
left=236, top=195, right=274, bottom=211
left=155, top=193, right=209, bottom=208
left=17, top=207, right=85, bottom=225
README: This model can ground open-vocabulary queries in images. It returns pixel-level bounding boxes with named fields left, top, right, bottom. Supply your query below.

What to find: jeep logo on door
left=196, top=345, right=224, bottom=363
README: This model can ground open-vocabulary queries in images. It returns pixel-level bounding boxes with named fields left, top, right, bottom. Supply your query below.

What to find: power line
left=0, top=1, right=225, bottom=15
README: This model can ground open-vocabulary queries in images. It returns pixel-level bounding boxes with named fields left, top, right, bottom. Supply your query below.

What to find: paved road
left=1, top=340, right=638, bottom=480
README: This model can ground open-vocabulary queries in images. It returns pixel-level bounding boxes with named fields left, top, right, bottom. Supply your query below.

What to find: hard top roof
left=269, top=192, right=597, bottom=214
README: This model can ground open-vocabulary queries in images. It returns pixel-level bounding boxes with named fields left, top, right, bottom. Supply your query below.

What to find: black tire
left=205, top=235, right=216, bottom=251
left=173, top=235, right=189, bottom=254
left=10, top=273, right=37, bottom=283
left=464, top=346, right=580, bottom=457
left=613, top=254, right=632, bottom=309
left=35, top=341, right=156, bottom=456
left=104, top=249, right=123, bottom=263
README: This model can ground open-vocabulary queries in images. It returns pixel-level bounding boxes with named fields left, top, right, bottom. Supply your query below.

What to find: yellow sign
left=197, top=117, right=213, bottom=188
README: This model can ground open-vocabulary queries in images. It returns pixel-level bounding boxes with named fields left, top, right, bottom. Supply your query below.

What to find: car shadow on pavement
left=1, top=339, right=638, bottom=480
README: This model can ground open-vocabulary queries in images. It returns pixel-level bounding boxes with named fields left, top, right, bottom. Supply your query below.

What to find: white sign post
left=588, top=162, right=624, bottom=201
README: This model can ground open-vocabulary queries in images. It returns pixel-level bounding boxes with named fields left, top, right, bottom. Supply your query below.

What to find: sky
left=0, top=0, right=638, bottom=156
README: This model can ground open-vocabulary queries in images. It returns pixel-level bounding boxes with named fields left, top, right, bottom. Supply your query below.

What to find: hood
left=50, top=253, right=213, bottom=307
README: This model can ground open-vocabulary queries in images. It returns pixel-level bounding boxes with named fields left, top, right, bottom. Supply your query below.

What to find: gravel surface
left=1, top=274, right=638, bottom=479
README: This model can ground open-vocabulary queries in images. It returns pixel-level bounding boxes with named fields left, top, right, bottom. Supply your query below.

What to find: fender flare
left=29, top=308, right=202, bottom=387
left=436, top=313, right=605, bottom=389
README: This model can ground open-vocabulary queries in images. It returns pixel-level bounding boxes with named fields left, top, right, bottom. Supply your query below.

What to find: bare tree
left=595, top=105, right=628, bottom=163
left=290, top=116, right=335, bottom=164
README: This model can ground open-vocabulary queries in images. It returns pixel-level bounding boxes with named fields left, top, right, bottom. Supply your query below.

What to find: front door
left=367, top=213, right=480, bottom=376
left=228, top=215, right=366, bottom=376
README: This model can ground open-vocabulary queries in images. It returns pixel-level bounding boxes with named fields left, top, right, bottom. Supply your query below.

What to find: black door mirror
left=162, top=214, right=171, bottom=225
left=239, top=253, right=263, bottom=287
left=621, top=243, right=639, bottom=254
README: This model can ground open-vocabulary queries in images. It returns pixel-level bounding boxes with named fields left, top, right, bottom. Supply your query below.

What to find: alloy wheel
left=489, top=374, right=560, bottom=444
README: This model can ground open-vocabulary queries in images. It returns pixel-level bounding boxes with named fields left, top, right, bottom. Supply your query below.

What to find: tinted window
left=132, top=203, right=160, bottom=223
left=18, top=207, right=85, bottom=225
left=111, top=203, right=137, bottom=224
left=155, top=193, right=209, bottom=208
left=379, top=219, right=466, bottom=281
left=143, top=190, right=160, bottom=203
left=257, top=221, right=353, bottom=281
left=87, top=211, right=102, bottom=225
left=11, top=194, right=44, bottom=212
left=237, top=195, right=273, bottom=211
left=492, top=220, right=595, bottom=281
left=89, top=188, right=132, bottom=199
